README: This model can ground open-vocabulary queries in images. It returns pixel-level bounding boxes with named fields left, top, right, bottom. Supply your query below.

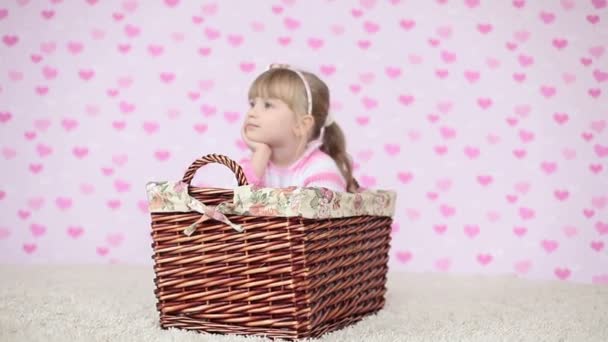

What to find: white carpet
left=1, top=264, right=607, bottom=342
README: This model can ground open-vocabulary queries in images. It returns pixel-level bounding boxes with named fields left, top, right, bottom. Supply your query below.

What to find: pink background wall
left=0, top=0, right=607, bottom=284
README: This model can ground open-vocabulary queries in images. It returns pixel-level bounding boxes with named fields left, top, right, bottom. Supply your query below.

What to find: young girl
left=240, top=63, right=359, bottom=193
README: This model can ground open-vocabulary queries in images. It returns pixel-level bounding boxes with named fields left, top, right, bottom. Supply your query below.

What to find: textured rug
left=1, top=264, right=606, bottom=341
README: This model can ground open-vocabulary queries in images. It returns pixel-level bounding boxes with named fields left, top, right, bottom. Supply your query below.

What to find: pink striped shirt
left=240, top=141, right=346, bottom=192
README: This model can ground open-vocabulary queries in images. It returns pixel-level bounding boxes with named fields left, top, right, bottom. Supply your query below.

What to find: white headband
left=267, top=63, right=334, bottom=127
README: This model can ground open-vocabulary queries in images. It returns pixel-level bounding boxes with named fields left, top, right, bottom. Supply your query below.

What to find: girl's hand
left=241, top=124, right=271, bottom=154
left=241, top=124, right=272, bottom=181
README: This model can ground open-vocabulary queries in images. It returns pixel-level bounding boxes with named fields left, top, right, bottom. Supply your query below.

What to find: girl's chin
left=245, top=132, right=270, bottom=144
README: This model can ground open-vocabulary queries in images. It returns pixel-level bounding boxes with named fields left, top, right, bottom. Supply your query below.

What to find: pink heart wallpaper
left=0, top=0, right=606, bottom=284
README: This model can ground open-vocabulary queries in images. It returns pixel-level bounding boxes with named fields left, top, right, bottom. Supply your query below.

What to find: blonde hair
left=248, top=67, right=359, bottom=193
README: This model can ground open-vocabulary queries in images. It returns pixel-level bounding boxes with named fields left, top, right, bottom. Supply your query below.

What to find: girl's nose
left=247, top=107, right=259, bottom=117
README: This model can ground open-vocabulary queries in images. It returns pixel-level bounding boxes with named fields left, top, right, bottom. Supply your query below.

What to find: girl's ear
left=293, top=114, right=315, bottom=138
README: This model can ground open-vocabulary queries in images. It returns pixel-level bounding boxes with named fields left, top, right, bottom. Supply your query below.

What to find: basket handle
left=181, top=154, right=249, bottom=186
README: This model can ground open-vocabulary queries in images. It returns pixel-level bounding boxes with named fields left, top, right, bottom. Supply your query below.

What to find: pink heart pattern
left=0, top=0, right=606, bottom=283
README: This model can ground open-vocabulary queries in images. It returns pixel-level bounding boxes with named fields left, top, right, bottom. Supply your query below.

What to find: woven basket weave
left=149, top=154, right=393, bottom=340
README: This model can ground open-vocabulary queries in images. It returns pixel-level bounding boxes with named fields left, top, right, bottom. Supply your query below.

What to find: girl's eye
left=247, top=100, right=272, bottom=108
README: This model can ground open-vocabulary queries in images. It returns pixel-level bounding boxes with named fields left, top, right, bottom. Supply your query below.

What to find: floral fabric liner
left=146, top=181, right=397, bottom=236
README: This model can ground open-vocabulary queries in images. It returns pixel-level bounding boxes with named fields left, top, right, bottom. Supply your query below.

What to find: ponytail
left=320, top=123, right=360, bottom=193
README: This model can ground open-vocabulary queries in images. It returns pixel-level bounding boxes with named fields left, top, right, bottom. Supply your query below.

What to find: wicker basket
left=149, top=154, right=394, bottom=340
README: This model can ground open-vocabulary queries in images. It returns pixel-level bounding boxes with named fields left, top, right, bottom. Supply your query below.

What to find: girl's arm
left=303, top=172, right=346, bottom=192
left=299, top=153, right=347, bottom=192
left=249, top=147, right=271, bottom=183
left=240, top=124, right=272, bottom=186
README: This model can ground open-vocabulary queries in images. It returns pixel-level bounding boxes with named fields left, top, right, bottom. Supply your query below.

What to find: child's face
left=244, top=97, right=300, bottom=147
